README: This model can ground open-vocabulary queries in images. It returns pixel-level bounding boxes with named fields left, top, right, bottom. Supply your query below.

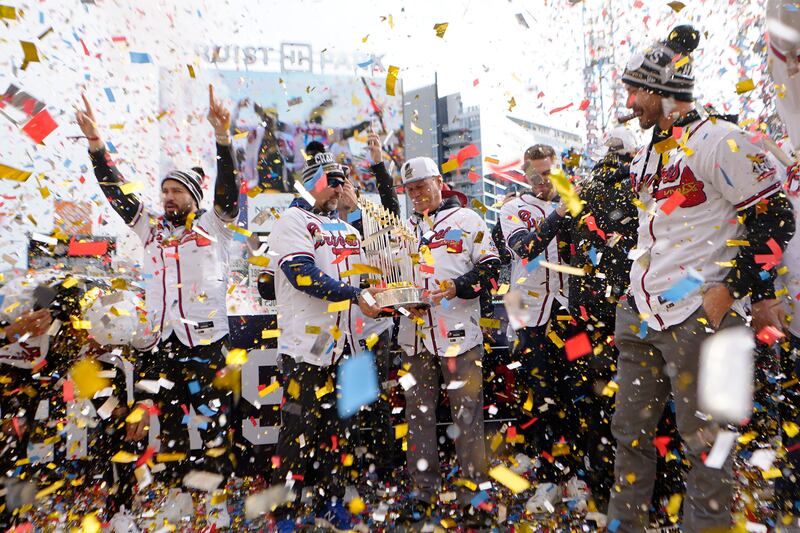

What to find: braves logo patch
left=746, top=153, right=777, bottom=182
left=655, top=163, right=707, bottom=207
left=427, top=225, right=463, bottom=253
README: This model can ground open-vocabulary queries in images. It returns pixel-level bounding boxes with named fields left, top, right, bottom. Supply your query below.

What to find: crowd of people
left=1, top=13, right=800, bottom=533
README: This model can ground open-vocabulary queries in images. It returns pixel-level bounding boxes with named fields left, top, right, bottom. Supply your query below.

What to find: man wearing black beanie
left=77, top=85, right=241, bottom=526
left=609, top=25, right=796, bottom=532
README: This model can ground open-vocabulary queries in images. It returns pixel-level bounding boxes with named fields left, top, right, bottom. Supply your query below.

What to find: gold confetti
left=654, top=137, right=679, bottom=154
left=726, top=139, right=739, bottom=153
left=226, top=348, right=248, bottom=365
left=386, top=65, right=399, bottom=96
left=119, top=181, right=144, bottom=195
left=736, top=79, right=755, bottom=94
left=248, top=256, right=270, bottom=267
left=327, top=300, right=350, bottom=313
left=71, top=358, right=109, bottom=399
left=433, top=22, right=449, bottom=38
left=667, top=1, right=686, bottom=12
left=441, top=158, right=459, bottom=174
left=488, top=465, right=530, bottom=494
left=0, top=163, right=32, bottom=181
left=259, top=381, right=280, bottom=397
left=20, top=41, right=40, bottom=70
left=36, top=480, right=65, bottom=499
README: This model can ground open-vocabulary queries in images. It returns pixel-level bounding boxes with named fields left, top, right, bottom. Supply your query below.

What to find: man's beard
left=322, top=198, right=339, bottom=213
left=164, top=208, right=190, bottom=225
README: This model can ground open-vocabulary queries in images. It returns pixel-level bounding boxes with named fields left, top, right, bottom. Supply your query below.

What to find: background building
left=403, top=84, right=583, bottom=224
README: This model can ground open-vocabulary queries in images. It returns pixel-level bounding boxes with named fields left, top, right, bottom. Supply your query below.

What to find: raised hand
left=207, top=84, right=231, bottom=136
left=367, top=127, right=382, bottom=165
left=75, top=93, right=103, bottom=150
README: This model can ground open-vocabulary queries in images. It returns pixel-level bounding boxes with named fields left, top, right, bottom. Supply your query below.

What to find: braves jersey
left=129, top=206, right=233, bottom=349
left=500, top=194, right=568, bottom=328
left=629, top=116, right=784, bottom=331
left=268, top=206, right=387, bottom=366
left=398, top=202, right=499, bottom=357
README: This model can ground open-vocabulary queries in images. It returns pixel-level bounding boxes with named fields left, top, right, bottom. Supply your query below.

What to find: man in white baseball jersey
left=608, top=25, right=796, bottom=532
left=77, top=86, right=240, bottom=484
left=499, top=144, right=585, bottom=492
left=267, top=152, right=383, bottom=530
left=396, top=156, right=500, bottom=521
left=767, top=0, right=800, bottom=519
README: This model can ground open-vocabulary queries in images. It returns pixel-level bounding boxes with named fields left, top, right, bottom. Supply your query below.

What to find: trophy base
left=374, top=286, right=429, bottom=310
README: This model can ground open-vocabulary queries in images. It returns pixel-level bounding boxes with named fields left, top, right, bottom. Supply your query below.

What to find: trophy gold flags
left=358, top=197, right=429, bottom=310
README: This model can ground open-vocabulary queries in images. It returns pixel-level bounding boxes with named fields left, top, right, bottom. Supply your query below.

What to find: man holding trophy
left=388, top=157, right=501, bottom=519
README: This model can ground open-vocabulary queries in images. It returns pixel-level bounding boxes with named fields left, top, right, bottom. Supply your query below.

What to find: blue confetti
left=197, top=404, right=216, bottom=417
left=609, top=519, right=621, bottom=532
left=720, top=167, right=733, bottom=187
left=759, top=270, right=770, bottom=280
left=233, top=232, right=248, bottom=242
left=104, top=88, right=115, bottom=102
left=661, top=270, right=704, bottom=303
left=441, top=298, right=451, bottom=309
left=129, top=52, right=151, bottom=64
left=105, top=141, right=117, bottom=154
left=188, top=380, right=200, bottom=394
left=347, top=208, right=362, bottom=223
left=357, top=58, right=374, bottom=68
left=588, top=246, right=599, bottom=266
left=444, top=229, right=462, bottom=241
left=470, top=491, right=489, bottom=508
left=637, top=320, right=648, bottom=339
left=525, top=254, right=543, bottom=272
left=336, top=351, right=379, bottom=419
left=322, top=222, right=347, bottom=231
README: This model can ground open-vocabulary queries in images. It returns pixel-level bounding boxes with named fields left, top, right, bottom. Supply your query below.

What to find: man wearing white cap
left=396, top=156, right=500, bottom=521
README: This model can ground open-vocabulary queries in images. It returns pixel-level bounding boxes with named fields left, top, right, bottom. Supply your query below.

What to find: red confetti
left=79, top=38, right=90, bottom=56
left=271, top=455, right=281, bottom=468
left=332, top=249, right=357, bottom=264
left=63, top=380, right=75, bottom=402
left=438, top=317, right=448, bottom=338
left=549, top=102, right=574, bottom=114
left=468, top=171, right=481, bottom=183
left=565, top=332, right=592, bottom=361
left=473, top=79, right=480, bottom=86
left=520, top=417, right=539, bottom=430
left=355, top=317, right=363, bottom=334
left=755, top=238, right=783, bottom=270
left=584, top=215, right=607, bottom=240
left=21, top=109, right=58, bottom=144
left=68, top=237, right=108, bottom=257
left=420, top=264, right=435, bottom=274
left=578, top=99, right=590, bottom=111
left=506, top=426, right=517, bottom=440
left=136, top=446, right=156, bottom=467
left=756, top=325, right=785, bottom=345
left=659, top=190, right=686, bottom=215
left=456, top=144, right=480, bottom=166
left=654, top=436, right=671, bottom=457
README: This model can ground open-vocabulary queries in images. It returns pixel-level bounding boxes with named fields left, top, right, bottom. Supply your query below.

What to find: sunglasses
left=326, top=175, right=345, bottom=188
